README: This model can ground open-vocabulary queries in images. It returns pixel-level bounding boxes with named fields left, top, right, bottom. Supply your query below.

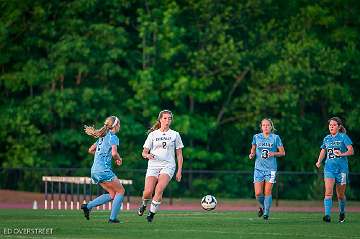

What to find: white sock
left=149, top=200, right=161, bottom=213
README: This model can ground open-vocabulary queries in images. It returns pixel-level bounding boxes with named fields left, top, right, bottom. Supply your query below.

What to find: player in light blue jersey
left=316, top=117, right=354, bottom=223
left=249, top=118, right=285, bottom=220
left=81, top=116, right=125, bottom=223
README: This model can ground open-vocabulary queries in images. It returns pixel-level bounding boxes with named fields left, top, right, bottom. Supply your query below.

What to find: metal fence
left=0, top=168, right=359, bottom=201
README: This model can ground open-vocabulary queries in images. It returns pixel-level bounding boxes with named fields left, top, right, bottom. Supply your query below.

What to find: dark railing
left=0, top=168, right=359, bottom=201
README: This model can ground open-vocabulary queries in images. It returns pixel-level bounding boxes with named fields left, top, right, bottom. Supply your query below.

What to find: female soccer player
left=249, top=118, right=285, bottom=220
left=137, top=110, right=184, bottom=222
left=315, top=117, right=354, bottom=223
left=81, top=116, right=125, bottom=223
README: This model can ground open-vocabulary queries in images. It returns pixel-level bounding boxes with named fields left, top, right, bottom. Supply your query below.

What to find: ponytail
left=84, top=116, right=119, bottom=138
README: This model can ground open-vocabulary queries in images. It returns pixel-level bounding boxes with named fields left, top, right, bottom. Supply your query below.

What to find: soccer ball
left=201, top=195, right=217, bottom=211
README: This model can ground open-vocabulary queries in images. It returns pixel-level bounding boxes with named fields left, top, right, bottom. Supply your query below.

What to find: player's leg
left=138, top=176, right=158, bottom=216
left=262, top=170, right=275, bottom=220
left=81, top=172, right=115, bottom=220
left=336, top=173, right=347, bottom=223
left=263, top=182, right=274, bottom=220
left=323, top=175, right=335, bottom=222
left=147, top=172, right=172, bottom=222
left=254, top=182, right=264, bottom=217
left=253, top=169, right=265, bottom=217
left=104, top=178, right=125, bottom=223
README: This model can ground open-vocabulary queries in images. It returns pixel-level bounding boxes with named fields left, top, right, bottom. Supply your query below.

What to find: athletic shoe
left=138, top=205, right=146, bottom=216
left=263, top=215, right=269, bottom=220
left=323, top=215, right=331, bottom=223
left=258, top=207, right=264, bottom=217
left=339, top=213, right=345, bottom=223
left=81, top=204, right=90, bottom=220
left=108, top=219, right=120, bottom=223
left=147, top=211, right=155, bottom=222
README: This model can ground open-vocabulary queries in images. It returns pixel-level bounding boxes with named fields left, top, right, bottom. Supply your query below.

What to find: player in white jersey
left=137, top=110, right=184, bottom=222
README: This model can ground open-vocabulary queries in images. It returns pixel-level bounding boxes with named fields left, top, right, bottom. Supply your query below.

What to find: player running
left=316, top=117, right=354, bottom=223
left=137, top=110, right=184, bottom=222
left=249, top=118, right=285, bottom=220
left=82, top=116, right=125, bottom=223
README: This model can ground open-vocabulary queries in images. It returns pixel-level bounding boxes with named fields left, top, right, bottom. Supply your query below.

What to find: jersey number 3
left=261, top=149, right=269, bottom=159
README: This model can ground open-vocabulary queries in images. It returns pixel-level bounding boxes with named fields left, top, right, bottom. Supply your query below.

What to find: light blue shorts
left=91, top=170, right=116, bottom=184
left=253, top=169, right=277, bottom=183
left=324, top=171, right=348, bottom=185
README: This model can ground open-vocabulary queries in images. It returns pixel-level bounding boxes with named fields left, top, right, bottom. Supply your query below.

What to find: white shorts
left=146, top=165, right=175, bottom=179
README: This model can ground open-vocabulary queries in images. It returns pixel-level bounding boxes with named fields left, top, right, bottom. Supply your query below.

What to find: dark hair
left=328, top=117, right=346, bottom=133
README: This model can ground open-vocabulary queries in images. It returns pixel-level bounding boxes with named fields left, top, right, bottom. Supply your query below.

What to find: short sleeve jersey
left=143, top=129, right=184, bottom=167
left=91, top=132, right=119, bottom=172
left=320, top=133, right=352, bottom=173
left=252, top=133, right=283, bottom=171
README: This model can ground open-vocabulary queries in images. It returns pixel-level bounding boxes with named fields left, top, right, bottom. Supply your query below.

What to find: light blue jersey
left=321, top=133, right=352, bottom=174
left=91, top=131, right=119, bottom=173
left=252, top=133, right=283, bottom=171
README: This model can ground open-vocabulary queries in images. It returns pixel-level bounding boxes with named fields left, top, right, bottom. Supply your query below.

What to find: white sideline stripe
left=42, top=176, right=132, bottom=185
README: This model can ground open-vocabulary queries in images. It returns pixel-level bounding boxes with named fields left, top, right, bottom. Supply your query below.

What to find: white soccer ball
left=201, top=195, right=217, bottom=211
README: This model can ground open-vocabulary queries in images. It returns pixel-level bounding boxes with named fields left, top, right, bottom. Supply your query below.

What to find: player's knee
left=143, top=189, right=153, bottom=198
left=109, top=191, right=116, bottom=199
left=324, top=192, right=333, bottom=198
left=116, top=187, right=125, bottom=195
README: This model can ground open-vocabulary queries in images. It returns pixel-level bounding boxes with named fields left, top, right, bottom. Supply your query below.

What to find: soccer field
left=1, top=209, right=360, bottom=239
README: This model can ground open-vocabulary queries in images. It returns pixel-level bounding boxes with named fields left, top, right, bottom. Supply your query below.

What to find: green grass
left=1, top=209, right=360, bottom=239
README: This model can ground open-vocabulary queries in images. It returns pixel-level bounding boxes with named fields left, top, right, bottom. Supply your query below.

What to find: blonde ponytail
left=84, top=116, right=119, bottom=138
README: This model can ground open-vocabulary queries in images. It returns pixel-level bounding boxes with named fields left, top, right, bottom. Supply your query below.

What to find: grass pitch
left=0, top=209, right=360, bottom=239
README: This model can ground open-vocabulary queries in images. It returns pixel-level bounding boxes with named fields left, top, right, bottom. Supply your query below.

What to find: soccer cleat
left=323, top=215, right=331, bottom=223
left=147, top=211, right=155, bottom=222
left=339, top=213, right=345, bottom=223
left=263, top=215, right=269, bottom=220
left=108, top=218, right=120, bottom=223
left=138, top=205, right=146, bottom=216
left=258, top=207, right=264, bottom=217
left=81, top=204, right=90, bottom=220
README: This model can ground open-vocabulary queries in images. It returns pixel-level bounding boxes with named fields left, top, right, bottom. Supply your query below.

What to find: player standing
left=315, top=117, right=354, bottom=223
left=137, top=110, right=184, bottom=222
left=249, top=118, right=285, bottom=220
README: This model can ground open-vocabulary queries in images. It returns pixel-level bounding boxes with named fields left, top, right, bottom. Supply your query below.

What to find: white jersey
left=143, top=129, right=184, bottom=167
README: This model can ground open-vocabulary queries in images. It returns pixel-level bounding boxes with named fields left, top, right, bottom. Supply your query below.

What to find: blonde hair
left=84, top=116, right=120, bottom=138
left=148, top=110, right=173, bottom=134
left=328, top=117, right=346, bottom=133
left=260, top=118, right=276, bottom=132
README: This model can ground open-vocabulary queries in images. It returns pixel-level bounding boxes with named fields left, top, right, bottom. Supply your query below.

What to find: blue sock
left=87, top=194, right=112, bottom=210
left=256, top=195, right=265, bottom=209
left=339, top=199, right=346, bottom=214
left=264, top=195, right=272, bottom=216
left=110, top=194, right=124, bottom=220
left=324, top=198, right=332, bottom=216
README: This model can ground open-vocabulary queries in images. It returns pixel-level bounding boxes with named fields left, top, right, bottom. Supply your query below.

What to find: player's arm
left=334, top=145, right=354, bottom=157
left=111, top=145, right=122, bottom=166
left=270, top=146, right=285, bottom=157
left=175, top=148, right=183, bottom=182
left=142, top=148, right=154, bottom=160
left=249, top=145, right=256, bottom=159
left=315, top=149, right=326, bottom=168
left=88, top=143, right=97, bottom=154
